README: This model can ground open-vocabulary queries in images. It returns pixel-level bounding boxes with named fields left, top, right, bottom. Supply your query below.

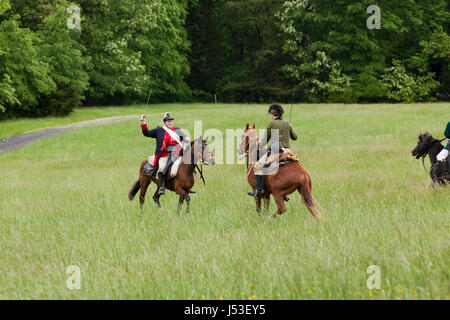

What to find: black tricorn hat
left=268, top=103, right=284, bottom=117
left=163, top=112, right=174, bottom=122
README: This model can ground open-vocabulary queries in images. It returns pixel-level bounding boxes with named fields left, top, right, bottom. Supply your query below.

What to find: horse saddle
left=168, top=157, right=182, bottom=179
left=143, top=155, right=182, bottom=179
left=143, top=156, right=157, bottom=177
left=264, top=151, right=301, bottom=168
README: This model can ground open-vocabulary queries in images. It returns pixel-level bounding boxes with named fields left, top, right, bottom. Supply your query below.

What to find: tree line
left=1, top=0, right=449, bottom=118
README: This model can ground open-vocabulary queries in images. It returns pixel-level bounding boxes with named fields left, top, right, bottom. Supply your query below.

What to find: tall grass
left=0, top=103, right=449, bottom=299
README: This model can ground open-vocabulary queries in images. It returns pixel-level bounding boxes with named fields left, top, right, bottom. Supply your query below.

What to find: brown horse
left=237, top=124, right=322, bottom=219
left=128, top=137, right=215, bottom=213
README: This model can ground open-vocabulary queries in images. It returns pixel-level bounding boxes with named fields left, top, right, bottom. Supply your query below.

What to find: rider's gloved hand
left=140, top=115, right=146, bottom=125
left=436, top=149, right=448, bottom=162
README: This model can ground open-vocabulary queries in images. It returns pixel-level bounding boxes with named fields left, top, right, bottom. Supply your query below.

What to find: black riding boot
left=157, top=172, right=166, bottom=195
left=247, top=175, right=264, bottom=197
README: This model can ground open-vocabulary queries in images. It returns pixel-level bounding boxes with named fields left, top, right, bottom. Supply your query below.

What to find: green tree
left=0, top=9, right=55, bottom=116
left=185, top=0, right=224, bottom=101
left=79, top=0, right=190, bottom=104
left=35, top=0, right=90, bottom=116
left=216, top=0, right=293, bottom=102
left=3, top=0, right=90, bottom=116
left=0, top=0, right=16, bottom=112
left=277, top=0, right=449, bottom=102
left=382, top=60, right=438, bottom=102
left=0, top=0, right=10, bottom=15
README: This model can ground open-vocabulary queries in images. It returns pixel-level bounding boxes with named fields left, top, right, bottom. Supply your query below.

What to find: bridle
left=196, top=146, right=213, bottom=165
left=193, top=142, right=213, bottom=185
left=417, top=137, right=448, bottom=174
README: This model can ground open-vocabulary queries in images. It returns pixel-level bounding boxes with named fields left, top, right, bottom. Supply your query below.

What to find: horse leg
left=255, top=196, right=262, bottom=213
left=298, top=184, right=322, bottom=219
left=271, top=193, right=287, bottom=219
left=185, top=194, right=191, bottom=214
left=174, top=181, right=190, bottom=214
left=263, top=194, right=270, bottom=211
left=139, top=176, right=151, bottom=211
left=177, top=195, right=185, bottom=214
left=152, top=188, right=162, bottom=209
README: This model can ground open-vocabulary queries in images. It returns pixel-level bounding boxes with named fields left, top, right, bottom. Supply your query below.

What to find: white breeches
left=437, top=148, right=449, bottom=162
left=157, top=156, right=169, bottom=173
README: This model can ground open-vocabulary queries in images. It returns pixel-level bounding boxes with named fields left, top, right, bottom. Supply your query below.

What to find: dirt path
left=0, top=115, right=138, bottom=154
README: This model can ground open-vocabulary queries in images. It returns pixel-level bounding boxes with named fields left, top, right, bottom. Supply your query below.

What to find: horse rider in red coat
left=140, top=112, right=190, bottom=195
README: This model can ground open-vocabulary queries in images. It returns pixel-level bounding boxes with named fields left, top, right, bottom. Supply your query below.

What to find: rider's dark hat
left=444, top=121, right=450, bottom=139
left=268, top=104, right=284, bottom=117
left=163, top=112, right=174, bottom=122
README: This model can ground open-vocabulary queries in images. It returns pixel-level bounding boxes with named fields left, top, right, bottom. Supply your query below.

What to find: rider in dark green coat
left=437, top=121, right=450, bottom=161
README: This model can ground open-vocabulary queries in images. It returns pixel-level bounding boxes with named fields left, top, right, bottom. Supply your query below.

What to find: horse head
left=412, top=132, right=439, bottom=159
left=237, top=123, right=257, bottom=156
left=191, top=136, right=215, bottom=165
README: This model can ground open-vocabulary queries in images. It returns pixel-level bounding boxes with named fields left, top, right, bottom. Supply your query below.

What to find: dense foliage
left=0, top=0, right=448, bottom=117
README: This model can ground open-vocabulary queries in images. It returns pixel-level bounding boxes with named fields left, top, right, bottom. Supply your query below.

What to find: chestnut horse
left=128, top=137, right=215, bottom=213
left=238, top=124, right=322, bottom=219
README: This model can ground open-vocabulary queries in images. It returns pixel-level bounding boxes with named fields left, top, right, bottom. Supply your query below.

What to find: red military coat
left=141, top=123, right=185, bottom=166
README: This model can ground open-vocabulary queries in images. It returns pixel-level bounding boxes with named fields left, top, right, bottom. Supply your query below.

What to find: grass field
left=0, top=103, right=449, bottom=300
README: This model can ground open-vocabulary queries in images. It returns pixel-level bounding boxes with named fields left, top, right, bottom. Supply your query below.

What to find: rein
left=195, top=164, right=206, bottom=185
left=421, top=155, right=429, bottom=174
left=246, top=149, right=249, bottom=171
left=191, top=144, right=211, bottom=186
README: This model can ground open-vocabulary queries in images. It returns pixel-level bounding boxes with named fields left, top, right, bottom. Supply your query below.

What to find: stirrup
left=247, top=189, right=264, bottom=197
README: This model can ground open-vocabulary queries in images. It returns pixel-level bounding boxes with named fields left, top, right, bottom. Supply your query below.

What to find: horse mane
left=420, top=132, right=441, bottom=145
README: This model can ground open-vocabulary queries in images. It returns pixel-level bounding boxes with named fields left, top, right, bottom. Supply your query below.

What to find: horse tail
left=128, top=180, right=140, bottom=201
left=297, top=165, right=322, bottom=219
left=299, top=184, right=322, bottom=219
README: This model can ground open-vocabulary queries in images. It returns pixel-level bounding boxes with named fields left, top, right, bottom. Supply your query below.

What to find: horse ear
left=252, top=123, right=255, bottom=128
left=203, top=136, right=208, bottom=142
left=245, top=123, right=249, bottom=130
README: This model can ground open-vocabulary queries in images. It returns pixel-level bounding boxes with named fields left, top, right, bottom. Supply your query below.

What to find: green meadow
left=0, top=103, right=449, bottom=300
